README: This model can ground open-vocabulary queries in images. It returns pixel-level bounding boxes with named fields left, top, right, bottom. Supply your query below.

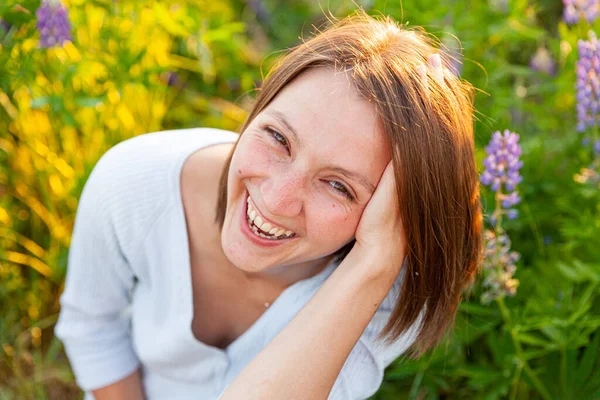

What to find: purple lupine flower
left=246, top=0, right=272, bottom=27
left=481, top=229, right=520, bottom=304
left=36, top=0, right=72, bottom=48
left=481, top=130, right=524, bottom=192
left=480, top=129, right=523, bottom=224
left=0, top=19, right=10, bottom=33
left=563, top=0, right=600, bottom=24
left=166, top=72, right=180, bottom=87
left=576, top=31, right=600, bottom=132
left=563, top=3, right=580, bottom=23
left=479, top=131, right=524, bottom=302
left=506, top=209, right=519, bottom=220
left=530, top=47, right=557, bottom=76
left=501, top=191, right=521, bottom=208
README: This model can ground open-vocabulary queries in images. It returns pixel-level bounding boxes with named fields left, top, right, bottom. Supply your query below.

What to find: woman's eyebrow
left=265, top=108, right=376, bottom=195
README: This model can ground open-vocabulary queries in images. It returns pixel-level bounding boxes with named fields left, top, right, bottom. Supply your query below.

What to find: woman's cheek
left=309, top=200, right=358, bottom=243
left=234, top=140, right=280, bottom=176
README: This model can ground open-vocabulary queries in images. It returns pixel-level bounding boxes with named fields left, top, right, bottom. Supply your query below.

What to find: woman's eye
left=328, top=181, right=353, bottom=200
left=266, top=128, right=289, bottom=150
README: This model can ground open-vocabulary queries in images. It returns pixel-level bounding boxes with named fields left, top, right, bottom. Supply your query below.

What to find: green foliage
left=0, top=0, right=598, bottom=399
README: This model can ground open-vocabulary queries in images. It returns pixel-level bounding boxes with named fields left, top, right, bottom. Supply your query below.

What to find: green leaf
left=30, top=96, right=50, bottom=109
left=460, top=302, right=501, bottom=317
left=574, top=332, right=600, bottom=390
left=556, top=262, right=584, bottom=282
left=74, top=97, right=105, bottom=108
left=516, top=332, right=552, bottom=348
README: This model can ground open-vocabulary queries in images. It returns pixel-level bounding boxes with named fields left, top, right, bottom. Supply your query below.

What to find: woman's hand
left=351, top=160, right=407, bottom=276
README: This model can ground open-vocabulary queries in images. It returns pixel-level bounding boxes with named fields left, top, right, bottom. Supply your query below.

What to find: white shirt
left=55, top=128, right=417, bottom=400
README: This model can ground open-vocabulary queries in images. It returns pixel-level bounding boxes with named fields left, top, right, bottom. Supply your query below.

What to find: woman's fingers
left=356, top=161, right=400, bottom=244
left=353, top=160, right=406, bottom=273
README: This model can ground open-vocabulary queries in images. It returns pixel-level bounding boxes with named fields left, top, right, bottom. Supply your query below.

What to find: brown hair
left=215, top=12, right=483, bottom=357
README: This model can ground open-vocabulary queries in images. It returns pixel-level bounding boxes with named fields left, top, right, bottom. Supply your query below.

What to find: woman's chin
left=223, top=250, right=274, bottom=273
left=220, top=236, right=270, bottom=273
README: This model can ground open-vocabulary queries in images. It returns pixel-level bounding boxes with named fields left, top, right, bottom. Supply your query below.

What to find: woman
left=55, top=13, right=483, bottom=400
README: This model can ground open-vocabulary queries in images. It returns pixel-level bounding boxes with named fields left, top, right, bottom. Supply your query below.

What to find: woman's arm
left=92, top=369, right=145, bottom=400
left=54, top=141, right=151, bottom=394
left=221, top=162, right=406, bottom=399
left=220, top=249, right=399, bottom=399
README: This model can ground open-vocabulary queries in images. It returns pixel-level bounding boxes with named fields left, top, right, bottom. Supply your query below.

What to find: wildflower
left=576, top=31, right=600, bottom=132
left=0, top=19, right=10, bottom=33
left=35, top=0, right=72, bottom=49
left=480, top=129, right=523, bottom=225
left=574, top=166, right=600, bottom=185
left=505, top=209, right=519, bottom=220
left=529, top=47, right=557, bottom=76
left=481, top=229, right=520, bottom=304
left=479, top=130, right=523, bottom=303
left=562, top=0, right=600, bottom=24
left=165, top=72, right=180, bottom=87
left=246, top=0, right=272, bottom=26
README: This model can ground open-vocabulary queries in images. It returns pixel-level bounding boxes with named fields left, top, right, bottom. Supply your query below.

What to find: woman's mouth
left=245, top=196, right=296, bottom=240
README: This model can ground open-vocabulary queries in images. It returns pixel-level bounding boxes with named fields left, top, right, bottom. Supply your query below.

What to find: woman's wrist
left=343, top=242, right=405, bottom=281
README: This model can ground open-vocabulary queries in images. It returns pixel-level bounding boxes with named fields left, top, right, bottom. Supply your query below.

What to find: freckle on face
left=238, top=168, right=242, bottom=174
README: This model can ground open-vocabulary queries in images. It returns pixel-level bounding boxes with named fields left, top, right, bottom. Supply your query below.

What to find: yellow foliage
left=53, top=81, right=64, bottom=94
left=18, top=110, right=52, bottom=138
left=153, top=3, right=191, bottom=37
left=35, top=74, right=50, bottom=88
left=152, top=102, right=166, bottom=120
left=4, top=252, right=53, bottom=279
left=21, top=39, right=37, bottom=54
left=49, top=175, right=64, bottom=196
left=0, top=90, right=17, bottom=120
left=55, top=158, right=75, bottom=180
left=85, top=4, right=107, bottom=43
left=107, top=89, right=121, bottom=104
left=13, top=147, right=33, bottom=176
left=0, top=208, right=10, bottom=226
left=13, top=87, right=31, bottom=111
left=63, top=41, right=82, bottom=62
left=116, top=104, right=135, bottom=130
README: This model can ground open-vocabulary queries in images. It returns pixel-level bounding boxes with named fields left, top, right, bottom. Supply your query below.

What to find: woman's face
left=221, top=68, right=391, bottom=272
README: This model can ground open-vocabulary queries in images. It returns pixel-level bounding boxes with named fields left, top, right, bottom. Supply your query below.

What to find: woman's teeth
left=246, top=197, right=295, bottom=240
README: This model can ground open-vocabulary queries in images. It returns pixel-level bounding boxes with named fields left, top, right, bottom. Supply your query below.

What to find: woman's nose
left=260, top=172, right=305, bottom=217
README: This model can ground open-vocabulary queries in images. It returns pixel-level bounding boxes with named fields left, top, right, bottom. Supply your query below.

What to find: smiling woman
left=55, top=11, right=483, bottom=400
left=220, top=68, right=389, bottom=273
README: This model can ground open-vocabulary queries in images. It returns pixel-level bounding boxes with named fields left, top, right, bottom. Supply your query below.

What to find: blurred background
left=1, top=0, right=599, bottom=399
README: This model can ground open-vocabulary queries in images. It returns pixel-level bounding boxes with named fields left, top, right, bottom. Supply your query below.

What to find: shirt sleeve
left=54, top=142, right=147, bottom=391
left=328, top=268, right=420, bottom=400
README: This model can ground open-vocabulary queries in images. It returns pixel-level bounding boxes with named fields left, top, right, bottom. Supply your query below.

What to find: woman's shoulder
left=86, top=127, right=237, bottom=202
left=78, top=127, right=238, bottom=256
left=104, top=127, right=238, bottom=165
left=92, top=127, right=238, bottom=186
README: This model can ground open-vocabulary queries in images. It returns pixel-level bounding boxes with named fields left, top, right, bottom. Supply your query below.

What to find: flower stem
left=494, top=189, right=503, bottom=234
left=509, top=362, right=523, bottom=400
left=496, top=298, right=554, bottom=400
